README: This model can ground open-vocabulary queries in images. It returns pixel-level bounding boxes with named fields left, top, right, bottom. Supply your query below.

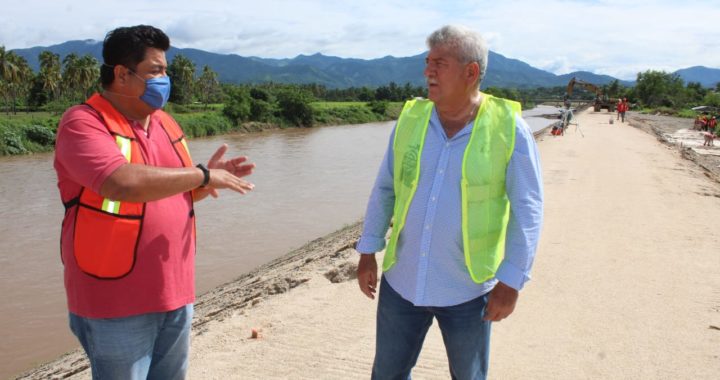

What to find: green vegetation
left=0, top=45, right=416, bottom=156
left=311, top=101, right=402, bottom=125
left=616, top=71, right=718, bottom=118
left=6, top=44, right=717, bottom=156
left=0, top=114, right=60, bottom=155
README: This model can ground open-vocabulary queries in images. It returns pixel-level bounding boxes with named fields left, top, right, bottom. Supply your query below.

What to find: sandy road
left=187, top=109, right=720, bottom=379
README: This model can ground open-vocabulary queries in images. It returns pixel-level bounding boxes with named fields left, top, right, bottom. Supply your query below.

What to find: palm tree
left=1, top=46, right=19, bottom=114
left=168, top=54, right=196, bottom=104
left=76, top=54, right=100, bottom=100
left=196, top=65, right=221, bottom=108
left=0, top=47, right=32, bottom=114
left=38, top=50, right=62, bottom=101
left=61, top=53, right=80, bottom=101
left=0, top=46, right=19, bottom=83
left=14, top=56, right=33, bottom=112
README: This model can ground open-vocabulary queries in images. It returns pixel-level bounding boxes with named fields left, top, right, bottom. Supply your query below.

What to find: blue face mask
left=131, top=72, right=171, bottom=109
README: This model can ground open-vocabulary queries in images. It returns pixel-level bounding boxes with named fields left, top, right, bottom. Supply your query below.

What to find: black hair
left=100, top=25, right=170, bottom=88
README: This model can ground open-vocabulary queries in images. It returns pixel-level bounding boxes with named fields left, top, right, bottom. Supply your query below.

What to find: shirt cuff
left=494, top=261, right=531, bottom=291
left=355, top=236, right=386, bottom=254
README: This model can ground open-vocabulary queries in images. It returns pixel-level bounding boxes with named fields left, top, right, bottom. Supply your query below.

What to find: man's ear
left=467, top=62, right=480, bottom=85
left=113, top=65, right=131, bottom=86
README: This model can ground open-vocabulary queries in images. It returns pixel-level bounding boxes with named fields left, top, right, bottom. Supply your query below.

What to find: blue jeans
left=372, top=277, right=491, bottom=380
left=69, top=304, right=193, bottom=380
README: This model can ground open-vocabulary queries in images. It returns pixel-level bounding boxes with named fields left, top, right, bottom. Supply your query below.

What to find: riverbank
left=16, top=108, right=720, bottom=379
left=0, top=101, right=403, bottom=156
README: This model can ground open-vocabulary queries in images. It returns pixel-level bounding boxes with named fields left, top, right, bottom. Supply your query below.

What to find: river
left=0, top=105, right=558, bottom=378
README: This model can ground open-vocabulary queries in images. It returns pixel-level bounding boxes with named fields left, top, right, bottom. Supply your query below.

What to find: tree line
left=3, top=44, right=719, bottom=118
left=1, top=47, right=101, bottom=114
left=0, top=45, right=426, bottom=114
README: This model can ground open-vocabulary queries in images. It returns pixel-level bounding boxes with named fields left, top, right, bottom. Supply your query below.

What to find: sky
left=1, top=0, right=719, bottom=80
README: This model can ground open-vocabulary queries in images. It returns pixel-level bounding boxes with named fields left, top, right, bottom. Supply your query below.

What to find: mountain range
left=10, top=40, right=720, bottom=89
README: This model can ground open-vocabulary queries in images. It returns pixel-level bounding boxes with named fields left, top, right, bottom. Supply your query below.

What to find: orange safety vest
left=62, top=93, right=195, bottom=279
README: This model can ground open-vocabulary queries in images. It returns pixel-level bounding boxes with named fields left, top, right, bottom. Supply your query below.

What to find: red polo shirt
left=54, top=105, right=195, bottom=318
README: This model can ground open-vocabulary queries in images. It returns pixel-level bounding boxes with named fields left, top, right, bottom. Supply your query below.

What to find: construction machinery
left=566, top=77, right=615, bottom=112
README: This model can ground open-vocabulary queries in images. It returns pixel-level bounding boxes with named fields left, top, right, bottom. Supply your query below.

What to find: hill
left=10, top=40, right=719, bottom=89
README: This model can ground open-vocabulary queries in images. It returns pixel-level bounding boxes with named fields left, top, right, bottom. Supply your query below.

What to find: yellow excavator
left=566, top=77, right=616, bottom=112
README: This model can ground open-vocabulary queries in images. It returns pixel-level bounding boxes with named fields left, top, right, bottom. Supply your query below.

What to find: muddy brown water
left=0, top=107, right=556, bottom=378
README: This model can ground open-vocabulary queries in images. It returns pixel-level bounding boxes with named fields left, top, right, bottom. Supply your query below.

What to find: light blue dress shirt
left=356, top=105, right=544, bottom=307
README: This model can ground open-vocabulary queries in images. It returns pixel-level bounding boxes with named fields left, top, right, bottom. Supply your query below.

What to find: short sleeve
left=54, top=105, right=129, bottom=195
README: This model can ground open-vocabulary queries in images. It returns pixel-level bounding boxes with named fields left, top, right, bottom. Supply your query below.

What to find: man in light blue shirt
left=356, top=25, right=543, bottom=380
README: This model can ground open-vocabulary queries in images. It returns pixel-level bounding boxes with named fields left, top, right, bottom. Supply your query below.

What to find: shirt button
left=439, top=169, right=444, bottom=174
left=421, top=252, right=427, bottom=257
left=425, top=224, right=431, bottom=230
left=431, top=197, right=436, bottom=201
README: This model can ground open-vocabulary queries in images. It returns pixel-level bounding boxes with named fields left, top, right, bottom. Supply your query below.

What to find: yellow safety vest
left=385, top=94, right=520, bottom=283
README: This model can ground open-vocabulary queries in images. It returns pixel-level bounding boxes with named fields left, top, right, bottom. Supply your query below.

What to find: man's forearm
left=100, top=163, right=203, bottom=202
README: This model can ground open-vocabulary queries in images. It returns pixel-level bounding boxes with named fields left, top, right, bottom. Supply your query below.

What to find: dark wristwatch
left=196, top=163, right=210, bottom=188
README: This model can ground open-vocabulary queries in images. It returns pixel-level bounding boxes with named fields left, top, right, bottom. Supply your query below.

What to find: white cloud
left=1, top=0, right=719, bottom=80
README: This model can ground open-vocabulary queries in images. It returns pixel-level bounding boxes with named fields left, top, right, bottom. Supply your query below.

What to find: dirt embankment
left=15, top=223, right=364, bottom=380
left=628, top=112, right=720, bottom=182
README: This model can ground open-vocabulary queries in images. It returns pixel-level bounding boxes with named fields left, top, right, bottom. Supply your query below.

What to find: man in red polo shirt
left=54, top=25, right=255, bottom=379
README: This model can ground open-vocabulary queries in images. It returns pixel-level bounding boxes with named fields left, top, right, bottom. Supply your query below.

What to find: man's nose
left=423, top=65, right=433, bottom=77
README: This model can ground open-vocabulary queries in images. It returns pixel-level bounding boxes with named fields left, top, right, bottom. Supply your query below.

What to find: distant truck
left=566, top=77, right=616, bottom=112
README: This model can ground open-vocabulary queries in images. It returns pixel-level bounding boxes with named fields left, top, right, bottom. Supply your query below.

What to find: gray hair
left=426, top=25, right=488, bottom=88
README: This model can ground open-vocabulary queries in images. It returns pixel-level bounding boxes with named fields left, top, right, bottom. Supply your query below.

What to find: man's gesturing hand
left=357, top=254, right=378, bottom=300
left=204, top=144, right=255, bottom=197
left=483, top=281, right=519, bottom=322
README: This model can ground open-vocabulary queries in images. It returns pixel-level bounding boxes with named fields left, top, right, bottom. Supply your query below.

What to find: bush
left=250, top=98, right=276, bottom=122
left=1, top=130, right=28, bottom=155
left=24, top=125, right=56, bottom=146
left=276, top=90, right=314, bottom=127
left=222, top=89, right=252, bottom=124
left=369, top=100, right=389, bottom=115
left=249, top=88, right=271, bottom=102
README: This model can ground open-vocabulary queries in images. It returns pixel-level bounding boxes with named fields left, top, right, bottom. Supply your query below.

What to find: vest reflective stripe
left=64, top=93, right=194, bottom=279
left=181, top=139, right=190, bottom=156
left=116, top=135, right=132, bottom=161
left=101, top=198, right=120, bottom=214
left=100, top=135, right=133, bottom=214
left=384, top=94, right=519, bottom=283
